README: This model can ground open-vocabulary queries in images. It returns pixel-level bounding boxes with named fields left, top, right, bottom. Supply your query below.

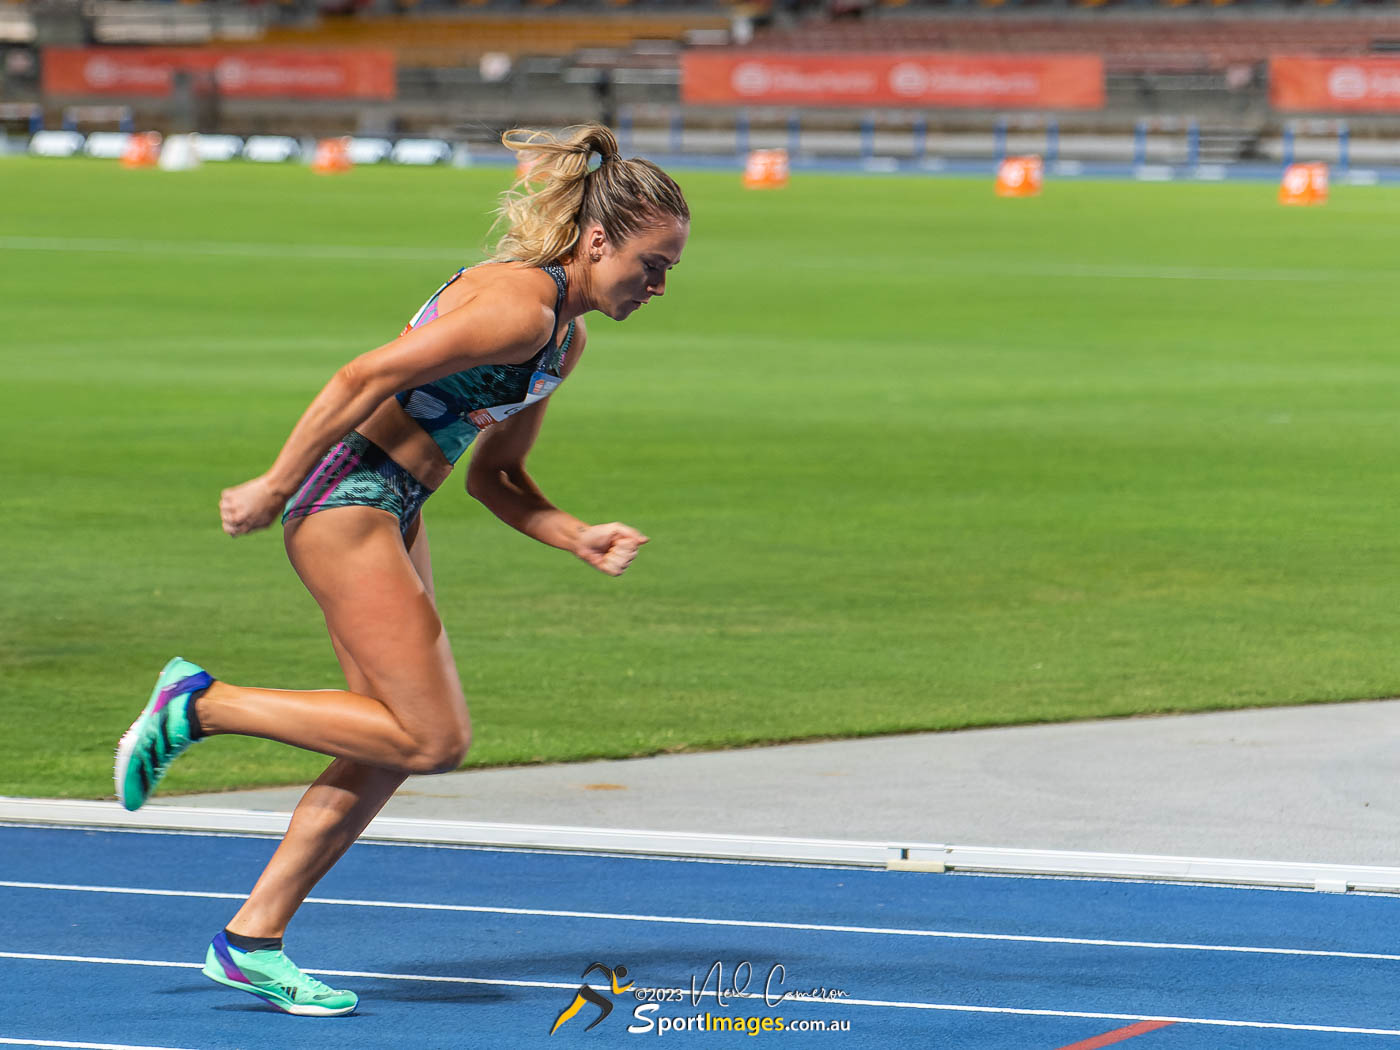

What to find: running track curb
left=3, top=797, right=1399, bottom=893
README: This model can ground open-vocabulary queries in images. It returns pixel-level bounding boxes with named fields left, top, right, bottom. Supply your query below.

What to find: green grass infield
left=5, top=157, right=1400, bottom=799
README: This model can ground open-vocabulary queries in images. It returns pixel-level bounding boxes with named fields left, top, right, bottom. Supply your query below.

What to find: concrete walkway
left=156, top=699, right=1400, bottom=868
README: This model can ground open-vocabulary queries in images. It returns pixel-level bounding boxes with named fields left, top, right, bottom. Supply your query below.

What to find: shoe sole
left=202, top=964, right=357, bottom=1017
left=113, top=658, right=186, bottom=812
left=112, top=723, right=143, bottom=812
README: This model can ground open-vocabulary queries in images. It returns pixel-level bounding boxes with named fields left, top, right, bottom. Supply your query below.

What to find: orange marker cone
left=515, top=149, right=541, bottom=181
left=312, top=137, right=353, bottom=175
left=995, top=155, right=1043, bottom=197
left=743, top=148, right=789, bottom=190
left=1279, top=162, right=1328, bottom=206
left=121, top=131, right=162, bottom=169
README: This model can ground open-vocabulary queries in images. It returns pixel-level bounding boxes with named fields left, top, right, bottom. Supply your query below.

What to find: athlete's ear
left=580, top=222, right=609, bottom=260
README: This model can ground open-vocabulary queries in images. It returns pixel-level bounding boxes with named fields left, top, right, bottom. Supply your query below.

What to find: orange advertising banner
left=1271, top=56, right=1400, bottom=112
left=682, top=51, right=1103, bottom=109
left=43, top=48, right=396, bottom=100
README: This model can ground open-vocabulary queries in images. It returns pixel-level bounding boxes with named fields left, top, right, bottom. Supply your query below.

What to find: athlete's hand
left=574, top=522, right=649, bottom=577
left=220, top=475, right=285, bottom=537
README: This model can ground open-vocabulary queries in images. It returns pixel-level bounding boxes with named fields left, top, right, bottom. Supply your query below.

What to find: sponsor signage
left=1271, top=56, right=1400, bottom=112
left=682, top=51, right=1103, bottom=109
left=43, top=47, right=395, bottom=100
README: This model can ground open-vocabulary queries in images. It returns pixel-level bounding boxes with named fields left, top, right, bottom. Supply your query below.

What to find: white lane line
left=797, top=1000, right=1400, bottom=1038
left=0, top=952, right=199, bottom=969
left=0, top=882, right=244, bottom=902
left=0, top=1039, right=202, bottom=1050
left=3, top=953, right=1400, bottom=1037
left=2, top=880, right=1396, bottom=963
left=0, top=952, right=564, bottom=991
left=0, top=236, right=464, bottom=263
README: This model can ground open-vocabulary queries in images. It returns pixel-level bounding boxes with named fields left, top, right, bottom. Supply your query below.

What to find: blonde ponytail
left=491, top=123, right=688, bottom=267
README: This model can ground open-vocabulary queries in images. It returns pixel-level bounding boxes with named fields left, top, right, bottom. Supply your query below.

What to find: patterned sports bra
left=394, top=264, right=576, bottom=465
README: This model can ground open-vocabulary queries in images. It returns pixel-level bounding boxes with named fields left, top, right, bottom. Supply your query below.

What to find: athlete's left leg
left=223, top=514, right=439, bottom=940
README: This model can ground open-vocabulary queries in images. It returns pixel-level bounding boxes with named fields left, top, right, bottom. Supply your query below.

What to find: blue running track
left=3, top=823, right=1400, bottom=1049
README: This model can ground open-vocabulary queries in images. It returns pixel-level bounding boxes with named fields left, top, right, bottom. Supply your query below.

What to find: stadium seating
left=247, top=12, right=732, bottom=63
left=749, top=14, right=1400, bottom=73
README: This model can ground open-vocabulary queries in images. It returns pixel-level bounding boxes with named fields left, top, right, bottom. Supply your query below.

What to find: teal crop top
left=393, top=264, right=575, bottom=464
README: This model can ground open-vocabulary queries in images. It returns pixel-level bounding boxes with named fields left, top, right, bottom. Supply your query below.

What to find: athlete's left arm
left=465, top=319, right=649, bottom=577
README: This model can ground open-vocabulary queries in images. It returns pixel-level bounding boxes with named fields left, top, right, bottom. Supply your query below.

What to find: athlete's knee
left=403, top=725, right=471, bottom=775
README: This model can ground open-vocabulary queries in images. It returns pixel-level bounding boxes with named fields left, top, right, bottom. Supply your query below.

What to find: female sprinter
left=112, top=122, right=689, bottom=1016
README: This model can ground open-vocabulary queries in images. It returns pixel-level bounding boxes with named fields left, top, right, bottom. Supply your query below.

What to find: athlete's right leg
left=218, top=510, right=446, bottom=942
left=189, top=505, right=471, bottom=775
left=223, top=629, right=410, bottom=940
left=196, top=510, right=462, bottom=1013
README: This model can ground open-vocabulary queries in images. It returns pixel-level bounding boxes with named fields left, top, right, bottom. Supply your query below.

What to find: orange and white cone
left=1279, top=162, right=1328, bottom=206
left=121, top=131, right=162, bottom=169
left=312, top=137, right=353, bottom=175
left=995, top=155, right=1043, bottom=197
left=743, top=149, right=790, bottom=190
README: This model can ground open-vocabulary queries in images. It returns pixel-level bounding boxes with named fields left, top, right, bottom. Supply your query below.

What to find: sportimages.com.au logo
left=550, top=959, right=851, bottom=1037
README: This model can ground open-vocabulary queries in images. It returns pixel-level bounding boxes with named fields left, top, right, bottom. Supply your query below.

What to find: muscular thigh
left=329, top=513, right=435, bottom=693
left=284, top=507, right=466, bottom=738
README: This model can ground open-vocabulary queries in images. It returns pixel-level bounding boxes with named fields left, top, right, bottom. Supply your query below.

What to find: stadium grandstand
left=3, top=0, right=1400, bottom=168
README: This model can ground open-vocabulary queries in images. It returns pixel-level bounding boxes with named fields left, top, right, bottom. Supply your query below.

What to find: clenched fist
left=574, top=522, right=649, bottom=577
left=220, top=476, right=285, bottom=537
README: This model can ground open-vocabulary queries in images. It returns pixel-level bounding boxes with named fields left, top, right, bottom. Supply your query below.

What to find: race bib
left=464, top=370, right=562, bottom=430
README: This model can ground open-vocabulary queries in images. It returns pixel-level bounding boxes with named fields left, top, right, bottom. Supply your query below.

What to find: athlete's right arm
left=219, top=294, right=554, bottom=537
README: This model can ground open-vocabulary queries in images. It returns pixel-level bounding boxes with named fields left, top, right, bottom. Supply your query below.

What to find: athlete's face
left=585, top=216, right=688, bottom=321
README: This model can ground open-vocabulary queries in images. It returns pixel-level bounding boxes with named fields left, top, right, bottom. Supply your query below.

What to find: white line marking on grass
left=3, top=954, right=1400, bottom=1038
left=0, top=236, right=465, bottom=263
left=1007, top=262, right=1382, bottom=283
left=5, top=236, right=1391, bottom=283
left=0, top=1041, right=197, bottom=1050
left=3, top=880, right=1397, bottom=963
left=793, top=256, right=1400, bottom=283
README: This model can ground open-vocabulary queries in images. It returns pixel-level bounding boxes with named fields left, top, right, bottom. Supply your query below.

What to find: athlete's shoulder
left=437, top=262, right=557, bottom=351
left=464, top=261, right=560, bottom=304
